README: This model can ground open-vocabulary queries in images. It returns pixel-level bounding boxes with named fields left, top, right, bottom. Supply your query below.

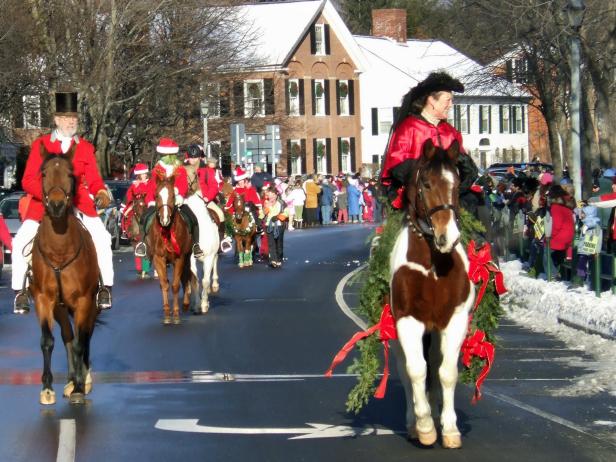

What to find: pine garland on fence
left=344, top=207, right=504, bottom=414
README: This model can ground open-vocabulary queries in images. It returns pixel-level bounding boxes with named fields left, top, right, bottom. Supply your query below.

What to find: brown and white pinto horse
left=31, top=147, right=100, bottom=405
left=390, top=139, right=475, bottom=449
left=146, top=173, right=197, bottom=324
left=231, top=193, right=257, bottom=268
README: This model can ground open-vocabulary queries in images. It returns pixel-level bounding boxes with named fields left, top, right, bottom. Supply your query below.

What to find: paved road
left=0, top=224, right=614, bottom=461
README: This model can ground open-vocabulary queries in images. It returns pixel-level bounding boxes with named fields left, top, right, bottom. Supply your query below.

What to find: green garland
left=345, top=207, right=504, bottom=414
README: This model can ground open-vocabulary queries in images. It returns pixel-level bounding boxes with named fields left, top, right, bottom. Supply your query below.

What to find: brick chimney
left=372, top=9, right=407, bottom=43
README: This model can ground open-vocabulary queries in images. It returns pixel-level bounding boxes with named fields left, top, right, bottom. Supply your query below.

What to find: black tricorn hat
left=408, top=72, right=464, bottom=108
left=55, top=92, right=78, bottom=116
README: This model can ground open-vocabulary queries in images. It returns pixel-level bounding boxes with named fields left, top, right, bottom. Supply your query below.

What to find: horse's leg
left=200, top=255, right=214, bottom=314
left=397, top=316, right=436, bottom=446
left=237, top=238, right=244, bottom=268
left=39, top=316, right=56, bottom=405
left=391, top=340, right=414, bottom=436
left=181, top=257, right=192, bottom=313
left=156, top=256, right=171, bottom=324
left=54, top=305, right=77, bottom=398
left=210, top=252, right=219, bottom=294
left=171, top=258, right=183, bottom=324
left=189, top=254, right=201, bottom=313
left=439, top=309, right=469, bottom=449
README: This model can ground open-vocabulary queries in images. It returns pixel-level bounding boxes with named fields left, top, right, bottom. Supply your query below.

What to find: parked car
left=103, top=180, right=132, bottom=248
left=0, top=191, right=25, bottom=265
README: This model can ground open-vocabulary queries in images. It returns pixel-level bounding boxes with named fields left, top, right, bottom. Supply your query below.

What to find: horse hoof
left=238, top=263, right=244, bottom=268
left=85, top=370, right=93, bottom=395
left=211, top=285, right=219, bottom=294
left=172, top=317, right=181, bottom=325
left=442, top=434, right=462, bottom=449
left=201, top=306, right=209, bottom=314
left=63, top=381, right=74, bottom=398
left=417, top=427, right=437, bottom=446
left=40, top=388, right=56, bottom=405
left=70, top=392, right=86, bottom=405
left=163, top=317, right=172, bottom=325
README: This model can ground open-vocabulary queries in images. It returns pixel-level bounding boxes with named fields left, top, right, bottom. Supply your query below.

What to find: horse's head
left=407, top=139, right=460, bottom=253
left=233, top=193, right=246, bottom=221
left=155, top=171, right=176, bottom=227
left=132, top=193, right=147, bottom=219
left=40, top=144, right=75, bottom=219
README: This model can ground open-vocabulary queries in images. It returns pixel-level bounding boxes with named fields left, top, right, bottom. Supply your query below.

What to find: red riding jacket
left=22, top=133, right=106, bottom=222
left=145, top=163, right=189, bottom=206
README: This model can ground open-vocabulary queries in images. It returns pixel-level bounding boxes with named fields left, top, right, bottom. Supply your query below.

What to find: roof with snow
left=236, top=0, right=368, bottom=71
left=355, top=35, right=529, bottom=99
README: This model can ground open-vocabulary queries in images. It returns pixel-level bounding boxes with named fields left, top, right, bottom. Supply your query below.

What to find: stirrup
left=220, top=237, right=233, bottom=253
left=97, top=286, right=112, bottom=310
left=134, top=242, right=147, bottom=257
left=13, top=291, right=31, bottom=315
left=193, top=243, right=204, bottom=259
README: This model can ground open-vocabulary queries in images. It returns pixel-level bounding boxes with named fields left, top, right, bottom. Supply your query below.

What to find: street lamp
left=566, top=0, right=585, bottom=201
left=200, top=100, right=209, bottom=157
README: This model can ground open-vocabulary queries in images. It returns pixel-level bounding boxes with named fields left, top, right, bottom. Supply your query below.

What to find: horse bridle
left=156, top=183, right=176, bottom=226
left=407, top=166, right=459, bottom=240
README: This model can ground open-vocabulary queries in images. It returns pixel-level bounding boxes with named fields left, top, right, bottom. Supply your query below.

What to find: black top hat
left=186, top=144, right=203, bottom=159
left=55, top=92, right=78, bottom=115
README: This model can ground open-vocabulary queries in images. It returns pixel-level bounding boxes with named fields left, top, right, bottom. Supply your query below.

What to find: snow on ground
left=500, top=260, right=616, bottom=396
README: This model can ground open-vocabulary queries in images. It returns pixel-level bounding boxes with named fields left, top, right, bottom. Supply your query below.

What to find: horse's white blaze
left=159, top=187, right=169, bottom=225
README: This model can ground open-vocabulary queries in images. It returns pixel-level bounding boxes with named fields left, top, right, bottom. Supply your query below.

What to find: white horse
left=185, top=194, right=219, bottom=313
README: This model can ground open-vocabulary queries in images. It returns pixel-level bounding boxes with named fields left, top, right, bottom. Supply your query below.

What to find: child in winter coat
left=574, top=204, right=602, bottom=286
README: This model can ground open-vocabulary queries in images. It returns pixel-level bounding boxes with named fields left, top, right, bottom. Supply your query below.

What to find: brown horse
left=390, top=139, right=474, bottom=449
left=231, top=193, right=256, bottom=268
left=146, top=172, right=197, bottom=324
left=126, top=193, right=147, bottom=245
left=30, top=146, right=100, bottom=405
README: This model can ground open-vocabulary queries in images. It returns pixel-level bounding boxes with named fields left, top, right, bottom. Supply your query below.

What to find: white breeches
left=11, top=213, right=114, bottom=290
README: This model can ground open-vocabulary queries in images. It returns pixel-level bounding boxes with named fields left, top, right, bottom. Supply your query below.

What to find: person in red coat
left=225, top=167, right=263, bottom=236
left=379, top=72, right=478, bottom=210
left=199, top=155, right=230, bottom=252
left=134, top=138, right=202, bottom=259
left=12, top=92, right=113, bottom=314
left=546, top=185, right=575, bottom=278
left=122, top=163, right=150, bottom=278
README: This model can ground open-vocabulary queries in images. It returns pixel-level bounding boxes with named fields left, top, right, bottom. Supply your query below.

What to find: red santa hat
left=133, top=163, right=149, bottom=175
left=156, top=137, right=179, bottom=154
left=234, top=167, right=249, bottom=181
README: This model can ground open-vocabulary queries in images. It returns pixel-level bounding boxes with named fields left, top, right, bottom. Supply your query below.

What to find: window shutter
left=310, top=25, right=316, bottom=55
left=336, top=80, right=340, bottom=115
left=522, top=106, right=526, bottom=133
left=301, top=139, right=307, bottom=174
left=499, top=106, right=503, bottom=133
left=467, top=105, right=471, bottom=133
left=233, top=81, right=244, bottom=117
left=311, top=80, right=316, bottom=116
left=264, top=78, right=274, bottom=115
left=337, top=138, right=342, bottom=174
left=324, top=24, right=330, bottom=55
left=371, top=108, right=378, bottom=135
left=285, top=80, right=290, bottom=115
left=312, top=138, right=318, bottom=173
left=326, top=138, right=332, bottom=173
left=393, top=106, right=400, bottom=125
left=286, top=140, right=292, bottom=175
left=299, top=79, right=305, bottom=115
left=350, top=137, right=356, bottom=173
left=220, top=83, right=230, bottom=116
left=488, top=106, right=492, bottom=134
left=505, top=60, right=513, bottom=82
left=324, top=79, right=330, bottom=116
left=349, top=80, right=355, bottom=115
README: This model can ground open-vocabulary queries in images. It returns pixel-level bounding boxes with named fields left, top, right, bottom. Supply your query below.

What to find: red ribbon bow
left=461, top=329, right=495, bottom=403
left=467, top=240, right=507, bottom=309
left=325, top=303, right=397, bottom=399
left=158, top=223, right=181, bottom=256
left=391, top=187, right=404, bottom=209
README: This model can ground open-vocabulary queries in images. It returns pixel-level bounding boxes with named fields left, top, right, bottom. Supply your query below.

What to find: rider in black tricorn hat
left=379, top=72, right=479, bottom=211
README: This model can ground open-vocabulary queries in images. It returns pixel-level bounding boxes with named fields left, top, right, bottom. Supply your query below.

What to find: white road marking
left=56, top=419, right=76, bottom=462
left=334, top=264, right=368, bottom=330
left=155, top=419, right=397, bottom=440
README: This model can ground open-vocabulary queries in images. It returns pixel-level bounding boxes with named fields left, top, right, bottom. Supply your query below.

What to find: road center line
left=56, top=419, right=76, bottom=462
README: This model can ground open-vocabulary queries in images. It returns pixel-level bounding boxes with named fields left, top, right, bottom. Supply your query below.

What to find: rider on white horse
left=134, top=137, right=203, bottom=259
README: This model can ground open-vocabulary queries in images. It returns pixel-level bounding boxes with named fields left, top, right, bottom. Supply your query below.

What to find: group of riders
left=10, top=91, right=265, bottom=316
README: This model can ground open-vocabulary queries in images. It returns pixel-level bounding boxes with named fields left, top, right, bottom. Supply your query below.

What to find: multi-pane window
left=338, top=80, right=349, bottom=116
left=23, top=95, right=41, bottom=129
left=340, top=137, right=351, bottom=173
left=378, top=107, right=393, bottom=135
left=499, top=105, right=510, bottom=133
left=244, top=80, right=264, bottom=117
left=449, top=105, right=470, bottom=134
left=314, top=79, right=326, bottom=116
left=314, top=24, right=325, bottom=55
left=288, top=79, right=300, bottom=116
left=315, top=138, right=327, bottom=173
left=512, top=105, right=525, bottom=133
left=289, top=139, right=302, bottom=175
left=479, top=105, right=491, bottom=134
